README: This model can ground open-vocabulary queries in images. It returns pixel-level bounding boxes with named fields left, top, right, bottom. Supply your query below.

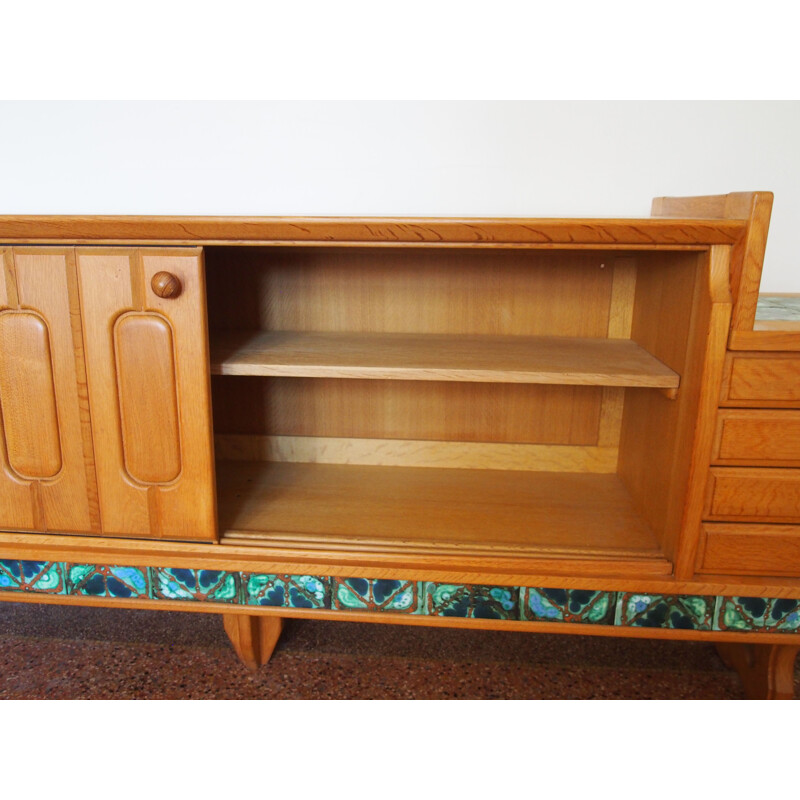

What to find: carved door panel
left=77, top=248, right=216, bottom=540
left=0, top=247, right=100, bottom=533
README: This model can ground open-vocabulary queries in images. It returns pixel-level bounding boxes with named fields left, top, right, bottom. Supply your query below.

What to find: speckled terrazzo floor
left=2, top=602, right=798, bottom=698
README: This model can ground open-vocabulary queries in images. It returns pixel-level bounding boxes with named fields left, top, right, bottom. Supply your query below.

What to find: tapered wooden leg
left=715, top=642, right=799, bottom=699
left=223, top=614, right=283, bottom=670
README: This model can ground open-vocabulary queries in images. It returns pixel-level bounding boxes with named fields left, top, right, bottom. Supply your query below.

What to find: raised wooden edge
left=5, top=530, right=800, bottom=596
left=0, top=216, right=746, bottom=246
left=730, top=193, right=774, bottom=333
left=715, top=642, right=799, bottom=699
left=1, top=589, right=799, bottom=645
left=652, top=191, right=774, bottom=337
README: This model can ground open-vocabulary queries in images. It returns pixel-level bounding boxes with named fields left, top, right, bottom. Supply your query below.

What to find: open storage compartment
left=205, top=245, right=717, bottom=576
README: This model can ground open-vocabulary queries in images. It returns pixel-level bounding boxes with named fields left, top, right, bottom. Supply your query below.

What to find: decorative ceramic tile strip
left=521, top=588, right=616, bottom=624
left=616, top=593, right=716, bottom=630
left=425, top=583, right=519, bottom=619
left=246, top=574, right=331, bottom=609
left=0, top=560, right=65, bottom=594
left=67, top=564, right=150, bottom=598
left=715, top=597, right=800, bottom=633
left=333, top=578, right=419, bottom=613
left=1, top=559, right=800, bottom=635
left=152, top=568, right=240, bottom=602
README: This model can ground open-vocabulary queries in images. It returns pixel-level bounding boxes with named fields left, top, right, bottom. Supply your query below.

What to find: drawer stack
left=698, top=353, right=800, bottom=576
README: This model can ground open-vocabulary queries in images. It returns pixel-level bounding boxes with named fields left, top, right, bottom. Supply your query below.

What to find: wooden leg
left=715, top=642, right=799, bottom=700
left=223, top=614, right=283, bottom=670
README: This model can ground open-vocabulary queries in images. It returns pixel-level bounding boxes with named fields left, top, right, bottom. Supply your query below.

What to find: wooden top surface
left=0, top=215, right=746, bottom=246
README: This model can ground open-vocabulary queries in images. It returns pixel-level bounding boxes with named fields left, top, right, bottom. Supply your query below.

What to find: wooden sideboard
left=1, top=190, right=799, bottom=698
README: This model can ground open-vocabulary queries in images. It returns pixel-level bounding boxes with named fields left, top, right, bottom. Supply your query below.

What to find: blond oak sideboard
left=1, top=190, right=799, bottom=698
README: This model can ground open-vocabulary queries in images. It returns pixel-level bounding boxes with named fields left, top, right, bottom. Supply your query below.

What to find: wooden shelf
left=217, top=460, right=669, bottom=569
left=210, top=331, right=680, bottom=388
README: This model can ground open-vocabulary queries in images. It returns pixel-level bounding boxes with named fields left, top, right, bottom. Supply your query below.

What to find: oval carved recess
left=113, top=312, right=182, bottom=484
left=0, top=311, right=63, bottom=479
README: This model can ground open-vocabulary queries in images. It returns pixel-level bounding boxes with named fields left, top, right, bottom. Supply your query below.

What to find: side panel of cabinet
left=77, top=248, right=217, bottom=540
left=0, top=247, right=99, bottom=533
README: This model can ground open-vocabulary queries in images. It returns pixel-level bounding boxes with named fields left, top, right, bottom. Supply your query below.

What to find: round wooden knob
left=151, top=271, right=182, bottom=299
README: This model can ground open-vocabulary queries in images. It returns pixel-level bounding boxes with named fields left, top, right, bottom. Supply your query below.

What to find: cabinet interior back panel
left=205, top=248, right=616, bottom=336
left=211, top=376, right=604, bottom=445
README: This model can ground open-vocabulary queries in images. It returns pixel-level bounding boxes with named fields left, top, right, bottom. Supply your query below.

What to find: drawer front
left=712, top=409, right=800, bottom=466
left=705, top=467, right=800, bottom=522
left=721, top=353, right=800, bottom=406
left=698, top=523, right=800, bottom=577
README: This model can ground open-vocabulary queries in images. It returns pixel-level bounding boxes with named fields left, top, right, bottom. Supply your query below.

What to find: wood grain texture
left=729, top=326, right=800, bottom=352
left=211, top=377, right=603, bottom=445
left=0, top=249, right=98, bottom=534
left=0, top=250, right=35, bottom=530
left=652, top=191, right=773, bottom=336
left=652, top=192, right=756, bottom=220
left=9, top=526, right=800, bottom=596
left=715, top=642, right=799, bottom=699
left=206, top=248, right=633, bottom=466
left=216, top=460, right=664, bottom=566
left=721, top=353, right=800, bottom=405
left=618, top=248, right=732, bottom=572
left=705, top=467, right=800, bottom=522
left=77, top=248, right=217, bottom=540
left=205, top=247, right=618, bottom=336
left=698, top=523, right=800, bottom=577
left=712, top=410, right=800, bottom=466
left=210, top=330, right=679, bottom=387
left=6, top=201, right=796, bottom=646
left=114, top=313, right=181, bottom=483
left=0, top=312, right=62, bottom=478
left=730, top=193, right=774, bottom=333
left=213, top=434, right=619, bottom=473
left=63, top=250, right=102, bottom=534
left=150, top=271, right=182, bottom=299
left=0, top=215, right=746, bottom=246
left=222, top=613, right=283, bottom=670
left=140, top=251, right=218, bottom=541
left=618, top=252, right=698, bottom=554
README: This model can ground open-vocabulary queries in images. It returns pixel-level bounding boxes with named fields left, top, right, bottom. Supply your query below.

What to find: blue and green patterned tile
left=67, top=564, right=149, bottom=598
left=0, top=560, right=66, bottom=594
left=424, top=582, right=519, bottom=620
left=332, top=578, right=421, bottom=613
left=616, top=593, right=715, bottom=630
left=245, top=574, right=330, bottom=609
left=521, top=587, right=616, bottom=624
left=152, top=567, right=240, bottom=603
left=715, top=596, right=800, bottom=632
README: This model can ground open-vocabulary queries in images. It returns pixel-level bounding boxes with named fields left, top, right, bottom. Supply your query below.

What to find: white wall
left=1, top=101, right=798, bottom=291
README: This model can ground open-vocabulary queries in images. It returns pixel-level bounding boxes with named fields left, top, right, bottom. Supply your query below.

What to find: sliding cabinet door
left=77, top=248, right=216, bottom=541
left=0, top=247, right=99, bottom=533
